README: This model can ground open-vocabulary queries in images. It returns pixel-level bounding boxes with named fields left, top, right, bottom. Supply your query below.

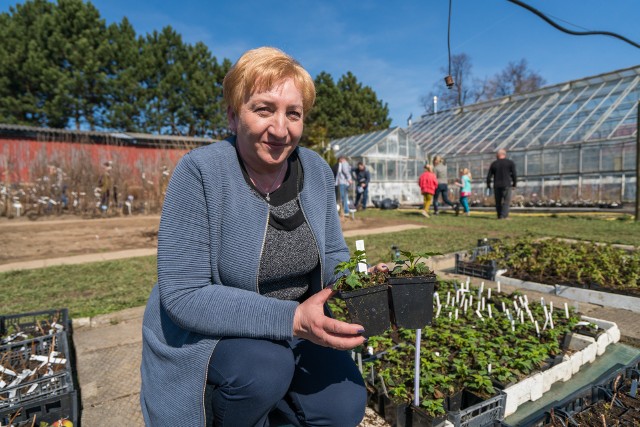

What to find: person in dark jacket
left=486, top=148, right=517, bottom=219
left=353, top=162, right=370, bottom=210
left=140, top=47, right=387, bottom=427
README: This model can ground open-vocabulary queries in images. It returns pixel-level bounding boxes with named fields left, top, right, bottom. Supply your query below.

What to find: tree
left=480, top=59, right=546, bottom=100
left=182, top=42, right=230, bottom=138
left=0, top=0, right=64, bottom=127
left=422, top=55, right=546, bottom=113
left=49, top=0, right=110, bottom=130
left=103, top=17, right=142, bottom=131
left=303, top=71, right=391, bottom=148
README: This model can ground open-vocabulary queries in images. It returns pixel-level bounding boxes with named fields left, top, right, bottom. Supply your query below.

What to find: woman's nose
left=269, top=113, right=288, bottom=139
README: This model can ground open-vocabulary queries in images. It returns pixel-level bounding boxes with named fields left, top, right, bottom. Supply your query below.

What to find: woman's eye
left=287, top=111, right=302, bottom=120
left=255, top=107, right=272, bottom=116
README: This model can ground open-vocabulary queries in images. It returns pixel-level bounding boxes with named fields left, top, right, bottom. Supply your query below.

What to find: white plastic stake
left=446, top=292, right=451, bottom=306
left=355, top=240, right=367, bottom=273
left=414, top=329, right=422, bottom=406
left=488, top=363, right=492, bottom=374
left=435, top=292, right=441, bottom=308
left=435, top=305, right=442, bottom=319
left=464, top=299, right=468, bottom=313
left=520, top=310, right=525, bottom=324
left=541, top=297, right=545, bottom=307
left=357, top=353, right=363, bottom=373
left=481, top=297, right=486, bottom=311
left=475, top=309, right=484, bottom=321
left=455, top=308, right=459, bottom=320
left=479, top=282, right=484, bottom=297
left=469, top=295, right=474, bottom=310
left=502, top=301, right=506, bottom=313
left=487, top=288, right=492, bottom=300
left=549, top=301, right=554, bottom=314
left=497, top=281, right=501, bottom=293
left=565, top=303, right=570, bottom=319
left=535, top=320, right=540, bottom=337
left=488, top=304, right=493, bottom=318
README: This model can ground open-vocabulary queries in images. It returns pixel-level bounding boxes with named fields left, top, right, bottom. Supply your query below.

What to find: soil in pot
left=338, top=284, right=390, bottom=337
left=388, top=275, right=435, bottom=329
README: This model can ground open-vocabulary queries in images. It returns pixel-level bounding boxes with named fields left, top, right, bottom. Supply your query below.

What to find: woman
left=140, top=47, right=374, bottom=426
left=418, top=164, right=438, bottom=217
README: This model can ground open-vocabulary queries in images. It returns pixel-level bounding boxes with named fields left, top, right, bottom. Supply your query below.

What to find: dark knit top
left=238, top=151, right=318, bottom=301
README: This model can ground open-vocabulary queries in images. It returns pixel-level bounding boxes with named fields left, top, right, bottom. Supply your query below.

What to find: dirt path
left=0, top=214, right=416, bottom=265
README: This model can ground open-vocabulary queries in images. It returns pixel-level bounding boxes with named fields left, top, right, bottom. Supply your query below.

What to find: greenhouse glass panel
left=398, top=160, right=407, bottom=180
left=527, top=152, right=542, bottom=175
left=543, top=151, right=559, bottom=174
left=580, top=175, right=601, bottom=201
left=399, top=135, right=407, bottom=157
left=600, top=174, right=623, bottom=201
left=525, top=179, right=542, bottom=200
left=409, top=141, right=416, bottom=157
left=375, top=161, right=385, bottom=180
left=386, top=160, right=397, bottom=181
left=367, top=159, right=379, bottom=180
left=624, top=176, right=636, bottom=201
left=560, top=175, right=579, bottom=200
left=560, top=149, right=579, bottom=174
left=407, top=160, right=416, bottom=180
left=511, top=152, right=525, bottom=177
left=601, top=145, right=623, bottom=171
left=581, top=147, right=600, bottom=172
left=469, top=160, right=483, bottom=179
left=544, top=176, right=562, bottom=200
left=387, top=133, right=399, bottom=156
left=624, top=144, right=636, bottom=170
left=378, top=139, right=388, bottom=155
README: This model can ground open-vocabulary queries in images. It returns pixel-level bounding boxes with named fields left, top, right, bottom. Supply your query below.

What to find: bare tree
left=481, top=59, right=546, bottom=100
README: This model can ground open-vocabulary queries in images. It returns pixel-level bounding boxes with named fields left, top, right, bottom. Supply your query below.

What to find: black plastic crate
left=1, top=309, right=70, bottom=345
left=447, top=391, right=507, bottom=427
left=477, top=238, right=501, bottom=249
left=0, top=390, right=78, bottom=426
left=0, top=332, right=74, bottom=410
left=455, top=255, right=497, bottom=280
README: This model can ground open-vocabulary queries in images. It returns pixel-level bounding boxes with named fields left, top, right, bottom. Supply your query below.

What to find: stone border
left=502, top=315, right=620, bottom=417
left=496, top=273, right=640, bottom=314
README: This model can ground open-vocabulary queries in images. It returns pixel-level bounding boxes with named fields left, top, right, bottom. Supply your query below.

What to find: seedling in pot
left=391, top=250, right=440, bottom=276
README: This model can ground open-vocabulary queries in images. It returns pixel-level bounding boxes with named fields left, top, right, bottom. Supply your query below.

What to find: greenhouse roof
left=408, top=65, right=640, bottom=156
left=331, top=127, right=399, bottom=157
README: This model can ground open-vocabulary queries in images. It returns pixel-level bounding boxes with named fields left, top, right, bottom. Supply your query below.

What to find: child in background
left=455, top=168, right=472, bottom=216
left=418, top=164, right=438, bottom=217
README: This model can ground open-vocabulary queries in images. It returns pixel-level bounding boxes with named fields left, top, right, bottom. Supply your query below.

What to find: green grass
left=1, top=209, right=638, bottom=319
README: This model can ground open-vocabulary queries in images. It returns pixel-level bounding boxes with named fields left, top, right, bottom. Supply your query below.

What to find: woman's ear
left=227, top=106, right=237, bottom=133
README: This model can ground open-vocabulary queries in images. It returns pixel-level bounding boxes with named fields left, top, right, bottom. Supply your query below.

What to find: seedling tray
left=455, top=255, right=497, bottom=280
left=448, top=391, right=507, bottom=427
left=0, top=332, right=74, bottom=410
left=0, top=390, right=78, bottom=426
left=1, top=309, right=70, bottom=345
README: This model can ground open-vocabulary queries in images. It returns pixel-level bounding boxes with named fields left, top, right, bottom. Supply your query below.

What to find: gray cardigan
left=140, top=139, right=349, bottom=426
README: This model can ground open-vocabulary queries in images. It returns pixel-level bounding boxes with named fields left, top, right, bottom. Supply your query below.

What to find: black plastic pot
left=382, top=395, right=408, bottom=426
left=388, top=275, right=436, bottom=329
left=408, top=406, right=447, bottom=427
left=338, top=284, right=390, bottom=337
left=445, top=389, right=463, bottom=412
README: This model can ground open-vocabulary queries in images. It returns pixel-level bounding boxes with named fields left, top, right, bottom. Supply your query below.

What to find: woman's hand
left=368, top=263, right=389, bottom=274
left=293, top=288, right=365, bottom=350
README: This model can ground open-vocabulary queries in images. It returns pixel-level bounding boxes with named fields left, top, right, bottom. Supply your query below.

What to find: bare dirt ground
left=0, top=214, right=411, bottom=265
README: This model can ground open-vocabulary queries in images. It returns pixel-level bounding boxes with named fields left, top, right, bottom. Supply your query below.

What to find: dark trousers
left=206, top=337, right=366, bottom=426
left=433, top=183, right=455, bottom=213
left=494, top=186, right=512, bottom=218
left=355, top=187, right=368, bottom=210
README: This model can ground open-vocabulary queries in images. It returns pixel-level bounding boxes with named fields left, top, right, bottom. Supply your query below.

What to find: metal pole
left=413, top=328, right=422, bottom=406
left=635, top=101, right=640, bottom=222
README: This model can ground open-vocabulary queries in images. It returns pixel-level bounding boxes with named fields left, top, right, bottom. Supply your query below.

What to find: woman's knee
left=209, top=339, right=295, bottom=402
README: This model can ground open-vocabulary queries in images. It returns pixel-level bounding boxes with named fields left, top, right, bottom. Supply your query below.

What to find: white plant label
left=355, top=240, right=367, bottom=273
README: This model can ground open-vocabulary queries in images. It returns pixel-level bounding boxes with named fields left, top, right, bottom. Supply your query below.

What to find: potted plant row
left=333, top=250, right=438, bottom=337
left=357, top=280, right=581, bottom=426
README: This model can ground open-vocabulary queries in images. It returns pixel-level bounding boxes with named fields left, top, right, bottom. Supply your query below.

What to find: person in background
left=418, top=164, right=438, bottom=218
left=335, top=156, right=352, bottom=217
left=353, top=162, right=370, bottom=211
left=454, top=168, right=472, bottom=216
left=486, top=148, right=517, bottom=219
left=139, top=46, right=384, bottom=427
left=433, top=155, right=459, bottom=215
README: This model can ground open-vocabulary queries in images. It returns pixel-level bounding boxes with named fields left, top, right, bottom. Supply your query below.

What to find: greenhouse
left=331, top=127, right=428, bottom=205
left=407, top=65, right=639, bottom=205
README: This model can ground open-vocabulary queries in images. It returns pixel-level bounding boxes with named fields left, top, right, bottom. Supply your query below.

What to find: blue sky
left=5, top=0, right=640, bottom=127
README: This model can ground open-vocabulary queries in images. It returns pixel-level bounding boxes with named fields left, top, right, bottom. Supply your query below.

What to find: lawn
left=1, top=209, right=638, bottom=318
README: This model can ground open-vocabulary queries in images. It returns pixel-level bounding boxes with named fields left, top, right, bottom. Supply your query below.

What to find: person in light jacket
left=140, top=47, right=385, bottom=427
left=418, top=164, right=438, bottom=217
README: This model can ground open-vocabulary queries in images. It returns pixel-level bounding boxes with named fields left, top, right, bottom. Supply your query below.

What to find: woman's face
left=228, top=78, right=304, bottom=172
